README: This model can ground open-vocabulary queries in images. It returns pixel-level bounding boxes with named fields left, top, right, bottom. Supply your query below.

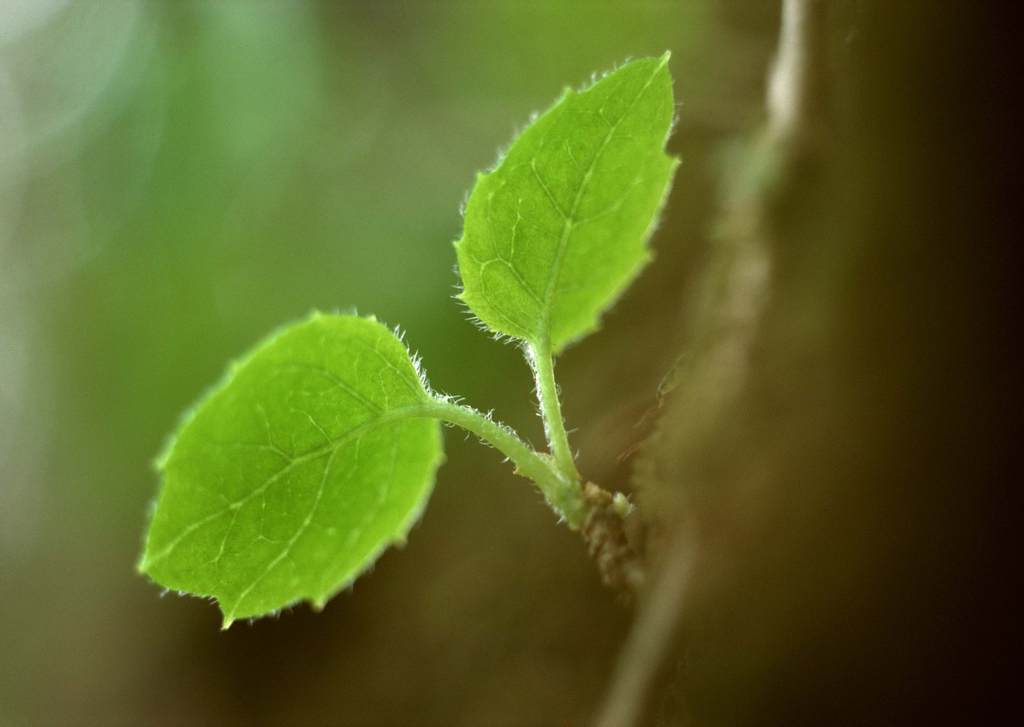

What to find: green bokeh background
left=0, top=2, right=773, bottom=723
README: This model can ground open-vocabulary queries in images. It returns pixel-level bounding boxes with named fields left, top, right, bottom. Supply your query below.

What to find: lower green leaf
left=138, top=312, right=444, bottom=627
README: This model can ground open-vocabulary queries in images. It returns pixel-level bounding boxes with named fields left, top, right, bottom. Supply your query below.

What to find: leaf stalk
left=527, top=340, right=581, bottom=484
left=423, top=398, right=586, bottom=528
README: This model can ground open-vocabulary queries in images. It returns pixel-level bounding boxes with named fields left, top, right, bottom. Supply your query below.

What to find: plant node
left=581, top=482, right=646, bottom=599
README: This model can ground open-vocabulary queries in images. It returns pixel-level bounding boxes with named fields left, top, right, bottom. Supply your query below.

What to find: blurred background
left=1, top=2, right=1012, bottom=726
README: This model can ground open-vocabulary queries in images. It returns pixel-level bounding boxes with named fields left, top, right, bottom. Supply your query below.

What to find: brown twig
left=590, top=1, right=830, bottom=725
left=591, top=529, right=693, bottom=727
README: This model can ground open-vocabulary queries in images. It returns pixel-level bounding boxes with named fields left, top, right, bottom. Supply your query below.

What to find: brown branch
left=590, top=1, right=830, bottom=725
left=591, top=529, right=693, bottom=727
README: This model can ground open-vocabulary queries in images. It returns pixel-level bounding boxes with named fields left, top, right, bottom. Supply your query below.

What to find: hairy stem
left=423, top=398, right=586, bottom=528
left=527, top=339, right=581, bottom=483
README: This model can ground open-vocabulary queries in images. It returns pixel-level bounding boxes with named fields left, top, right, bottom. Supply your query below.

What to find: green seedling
left=139, top=55, right=678, bottom=628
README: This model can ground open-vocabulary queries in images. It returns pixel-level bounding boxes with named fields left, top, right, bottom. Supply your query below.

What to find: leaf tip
left=310, top=597, right=327, bottom=613
left=220, top=616, right=235, bottom=631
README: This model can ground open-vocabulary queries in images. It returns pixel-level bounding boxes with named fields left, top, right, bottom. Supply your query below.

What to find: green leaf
left=138, top=313, right=443, bottom=627
left=455, top=54, right=678, bottom=352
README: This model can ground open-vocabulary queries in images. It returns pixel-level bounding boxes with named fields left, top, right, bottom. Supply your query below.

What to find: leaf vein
left=535, top=57, right=668, bottom=343
left=225, top=441, right=339, bottom=620
left=142, top=406, right=428, bottom=569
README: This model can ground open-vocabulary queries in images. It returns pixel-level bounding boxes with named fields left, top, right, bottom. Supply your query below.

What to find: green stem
left=527, top=340, right=581, bottom=483
left=422, top=398, right=586, bottom=528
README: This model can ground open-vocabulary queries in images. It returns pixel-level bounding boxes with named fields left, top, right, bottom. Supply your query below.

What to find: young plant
left=139, top=55, right=678, bottom=628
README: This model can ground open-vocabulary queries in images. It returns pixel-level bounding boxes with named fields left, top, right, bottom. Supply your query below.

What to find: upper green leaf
left=139, top=313, right=443, bottom=627
left=455, top=54, right=678, bottom=352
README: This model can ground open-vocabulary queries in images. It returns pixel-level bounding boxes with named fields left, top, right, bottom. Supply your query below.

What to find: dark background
left=0, top=2, right=1013, bottom=725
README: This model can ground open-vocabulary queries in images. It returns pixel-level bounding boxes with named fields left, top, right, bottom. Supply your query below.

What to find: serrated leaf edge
left=138, top=311, right=446, bottom=628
